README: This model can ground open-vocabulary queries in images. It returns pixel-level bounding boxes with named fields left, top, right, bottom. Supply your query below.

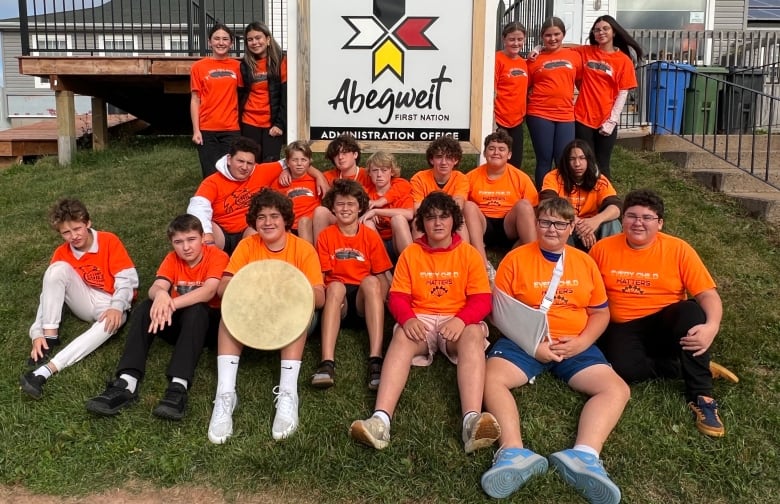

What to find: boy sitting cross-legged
left=85, top=215, right=229, bottom=420
left=349, top=191, right=500, bottom=453
left=313, top=179, right=393, bottom=390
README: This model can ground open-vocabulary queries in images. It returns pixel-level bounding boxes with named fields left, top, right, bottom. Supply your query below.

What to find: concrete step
left=730, top=192, right=780, bottom=223
left=658, top=151, right=780, bottom=189
left=645, top=133, right=780, bottom=153
left=687, top=167, right=777, bottom=193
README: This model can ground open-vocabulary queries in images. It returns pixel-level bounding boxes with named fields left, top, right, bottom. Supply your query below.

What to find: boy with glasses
left=589, top=189, right=737, bottom=438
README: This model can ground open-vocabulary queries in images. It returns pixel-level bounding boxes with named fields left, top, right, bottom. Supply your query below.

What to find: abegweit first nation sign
left=309, top=0, right=473, bottom=142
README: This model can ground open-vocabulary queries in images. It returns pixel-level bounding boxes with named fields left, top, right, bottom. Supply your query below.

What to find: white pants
left=29, top=261, right=127, bottom=371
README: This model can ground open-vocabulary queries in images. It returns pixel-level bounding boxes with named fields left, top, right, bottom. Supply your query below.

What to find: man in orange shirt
left=312, top=134, right=373, bottom=243
left=589, top=189, right=736, bottom=438
left=314, top=180, right=393, bottom=390
left=349, top=192, right=499, bottom=454
left=207, top=189, right=325, bottom=444
left=20, top=199, right=139, bottom=399
left=464, top=130, right=538, bottom=276
left=481, top=197, right=627, bottom=503
left=86, top=215, right=228, bottom=420
left=188, top=137, right=325, bottom=255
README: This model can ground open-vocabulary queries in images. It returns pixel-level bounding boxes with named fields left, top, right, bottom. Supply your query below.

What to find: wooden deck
left=0, top=114, right=142, bottom=165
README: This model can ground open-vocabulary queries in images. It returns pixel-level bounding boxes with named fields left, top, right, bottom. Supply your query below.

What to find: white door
left=554, top=0, right=583, bottom=44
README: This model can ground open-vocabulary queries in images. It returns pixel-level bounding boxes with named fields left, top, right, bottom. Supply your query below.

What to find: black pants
left=597, top=300, right=713, bottom=402
left=241, top=123, right=285, bottom=162
left=575, top=122, right=618, bottom=180
left=116, top=299, right=220, bottom=385
left=197, top=130, right=240, bottom=178
left=496, top=122, right=524, bottom=170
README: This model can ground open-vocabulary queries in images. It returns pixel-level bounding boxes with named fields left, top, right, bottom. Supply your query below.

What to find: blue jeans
left=526, top=115, right=575, bottom=189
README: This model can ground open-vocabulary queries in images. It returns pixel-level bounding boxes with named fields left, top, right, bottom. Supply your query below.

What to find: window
left=97, top=34, right=138, bottom=56
left=30, top=34, right=72, bottom=89
left=163, top=35, right=190, bottom=56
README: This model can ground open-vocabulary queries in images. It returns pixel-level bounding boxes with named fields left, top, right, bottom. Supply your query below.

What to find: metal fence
left=19, top=0, right=280, bottom=57
left=496, top=0, right=552, bottom=54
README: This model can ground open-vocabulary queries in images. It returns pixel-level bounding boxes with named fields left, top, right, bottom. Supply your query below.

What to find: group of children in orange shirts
left=19, top=14, right=739, bottom=503
left=21, top=127, right=739, bottom=503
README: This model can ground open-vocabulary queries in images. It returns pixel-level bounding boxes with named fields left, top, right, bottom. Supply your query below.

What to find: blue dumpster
left=646, top=62, right=695, bottom=134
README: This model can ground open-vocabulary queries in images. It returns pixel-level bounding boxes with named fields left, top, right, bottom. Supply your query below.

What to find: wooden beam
left=297, top=0, right=310, bottom=142
left=91, top=97, right=108, bottom=151
left=55, top=90, right=77, bottom=165
left=163, top=79, right=190, bottom=94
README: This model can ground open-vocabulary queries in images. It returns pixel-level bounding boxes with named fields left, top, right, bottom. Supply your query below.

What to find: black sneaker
left=27, top=337, right=61, bottom=367
left=85, top=378, right=138, bottom=416
left=152, top=382, right=188, bottom=421
left=19, top=371, right=47, bottom=399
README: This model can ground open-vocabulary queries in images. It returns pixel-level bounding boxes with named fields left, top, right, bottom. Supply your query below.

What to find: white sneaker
left=207, top=392, right=237, bottom=444
left=462, top=411, right=501, bottom=454
left=272, top=386, right=299, bottom=440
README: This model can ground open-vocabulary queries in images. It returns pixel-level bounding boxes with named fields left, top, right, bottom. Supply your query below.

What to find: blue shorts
left=487, top=336, right=609, bottom=383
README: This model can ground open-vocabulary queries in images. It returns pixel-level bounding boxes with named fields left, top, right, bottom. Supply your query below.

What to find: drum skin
left=221, top=259, right=315, bottom=350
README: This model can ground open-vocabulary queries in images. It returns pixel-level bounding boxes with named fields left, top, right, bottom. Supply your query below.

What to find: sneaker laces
left=273, top=386, right=295, bottom=416
left=213, top=393, right=234, bottom=417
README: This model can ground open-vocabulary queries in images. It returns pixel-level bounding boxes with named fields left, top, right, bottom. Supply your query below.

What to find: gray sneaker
left=349, top=416, right=390, bottom=450
left=272, top=386, right=299, bottom=440
left=207, top=392, right=237, bottom=444
left=463, top=412, right=501, bottom=454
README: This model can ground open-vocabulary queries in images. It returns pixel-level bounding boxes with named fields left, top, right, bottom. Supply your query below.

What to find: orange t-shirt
left=494, top=50, right=529, bottom=128
left=589, top=233, right=717, bottom=323
left=527, top=48, right=582, bottom=122
left=241, top=56, right=288, bottom=128
left=224, top=233, right=324, bottom=289
left=367, top=177, right=413, bottom=240
left=50, top=230, right=135, bottom=295
left=190, top=57, right=242, bottom=132
left=156, top=244, right=229, bottom=308
left=195, top=161, right=283, bottom=234
left=541, top=169, right=617, bottom=218
left=317, top=224, right=393, bottom=286
left=391, top=239, right=490, bottom=315
left=574, top=46, right=637, bottom=129
left=270, top=174, right=321, bottom=230
left=495, top=242, right=607, bottom=339
left=410, top=169, right=470, bottom=205
left=466, top=163, right=539, bottom=218
left=323, top=167, right=373, bottom=190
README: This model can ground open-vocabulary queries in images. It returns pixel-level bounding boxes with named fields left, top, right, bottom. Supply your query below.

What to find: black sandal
left=368, top=356, right=383, bottom=391
left=311, top=360, right=335, bottom=389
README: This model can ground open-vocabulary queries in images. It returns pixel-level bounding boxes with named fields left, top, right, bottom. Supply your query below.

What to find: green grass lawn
left=1, top=136, right=779, bottom=503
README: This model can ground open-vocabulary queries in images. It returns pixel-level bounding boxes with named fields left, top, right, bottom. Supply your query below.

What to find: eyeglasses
left=592, top=27, right=612, bottom=34
left=537, top=219, right=571, bottom=230
left=624, top=213, right=660, bottom=223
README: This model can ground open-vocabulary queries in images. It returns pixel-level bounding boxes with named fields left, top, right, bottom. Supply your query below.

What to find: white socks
left=119, top=373, right=138, bottom=393
left=216, top=355, right=240, bottom=395
left=279, top=360, right=301, bottom=394
left=573, top=444, right=600, bottom=459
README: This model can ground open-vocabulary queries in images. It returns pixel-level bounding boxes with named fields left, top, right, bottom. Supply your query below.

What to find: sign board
left=289, top=0, right=495, bottom=153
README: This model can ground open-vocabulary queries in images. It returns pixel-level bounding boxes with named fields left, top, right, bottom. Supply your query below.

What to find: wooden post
left=91, top=96, right=108, bottom=151
left=55, top=89, right=77, bottom=165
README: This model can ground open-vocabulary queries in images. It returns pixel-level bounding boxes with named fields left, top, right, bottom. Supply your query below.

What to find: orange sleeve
left=155, top=252, right=178, bottom=284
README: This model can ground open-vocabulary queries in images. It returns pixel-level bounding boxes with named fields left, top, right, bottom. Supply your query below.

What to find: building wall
left=713, top=0, right=747, bottom=30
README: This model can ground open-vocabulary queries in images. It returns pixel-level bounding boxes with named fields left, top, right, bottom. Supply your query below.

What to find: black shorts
left=342, top=284, right=362, bottom=327
left=484, top=216, right=512, bottom=248
left=221, top=230, right=245, bottom=256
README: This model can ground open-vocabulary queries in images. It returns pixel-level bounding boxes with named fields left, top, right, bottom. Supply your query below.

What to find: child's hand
left=278, top=169, right=292, bottom=187
left=99, top=308, right=123, bottom=334
left=534, top=339, right=563, bottom=363
left=30, top=337, right=50, bottom=362
left=148, top=292, right=176, bottom=333
left=402, top=318, right=428, bottom=342
left=437, top=317, right=465, bottom=342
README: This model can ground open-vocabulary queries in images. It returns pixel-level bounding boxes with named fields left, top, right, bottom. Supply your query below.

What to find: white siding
left=713, top=0, right=746, bottom=30
left=583, top=0, right=613, bottom=42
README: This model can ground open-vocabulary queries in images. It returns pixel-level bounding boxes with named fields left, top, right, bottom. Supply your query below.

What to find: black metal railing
left=19, top=0, right=279, bottom=57
left=496, top=0, right=551, bottom=54
left=625, top=62, right=780, bottom=190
